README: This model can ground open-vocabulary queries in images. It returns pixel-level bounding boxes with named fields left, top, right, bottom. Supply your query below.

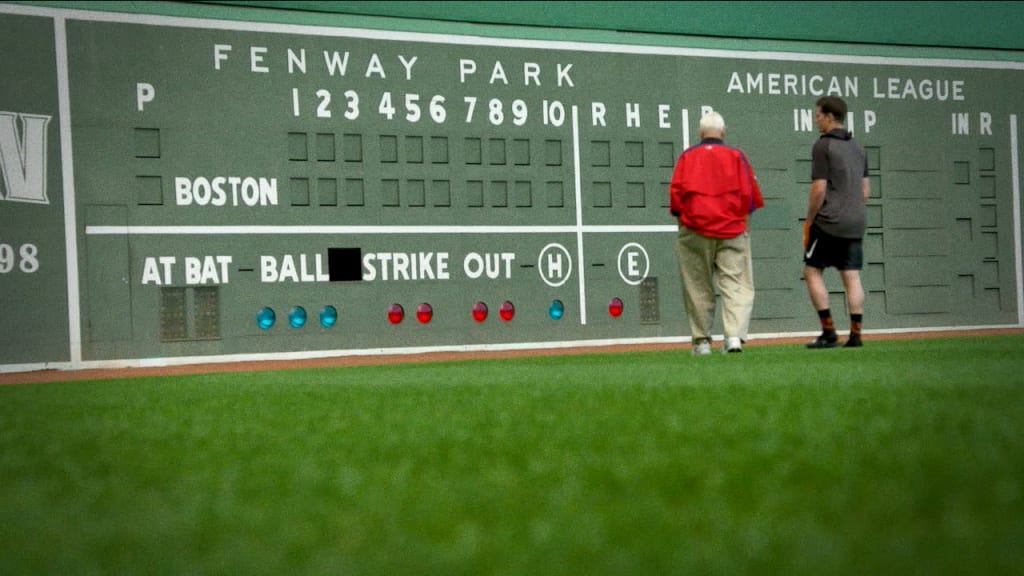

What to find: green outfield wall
left=1, top=1, right=1022, bottom=371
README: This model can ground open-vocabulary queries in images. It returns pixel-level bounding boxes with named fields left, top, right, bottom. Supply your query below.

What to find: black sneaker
left=844, top=335, right=863, bottom=348
left=806, top=332, right=840, bottom=349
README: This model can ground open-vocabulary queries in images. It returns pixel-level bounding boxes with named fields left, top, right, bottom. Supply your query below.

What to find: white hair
left=699, top=110, right=726, bottom=133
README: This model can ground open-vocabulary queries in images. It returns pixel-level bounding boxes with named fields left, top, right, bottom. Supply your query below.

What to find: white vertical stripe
left=55, top=17, right=82, bottom=366
left=1011, top=114, right=1023, bottom=326
left=572, top=105, right=587, bottom=325
left=681, top=108, right=690, bottom=150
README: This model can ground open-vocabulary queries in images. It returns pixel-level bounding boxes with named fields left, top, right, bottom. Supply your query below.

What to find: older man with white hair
left=669, top=110, right=764, bottom=355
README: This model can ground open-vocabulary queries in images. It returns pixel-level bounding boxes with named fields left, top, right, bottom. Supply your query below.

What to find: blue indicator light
left=319, top=305, right=338, bottom=327
left=288, top=306, right=307, bottom=328
left=548, top=299, right=565, bottom=320
left=256, top=307, right=276, bottom=329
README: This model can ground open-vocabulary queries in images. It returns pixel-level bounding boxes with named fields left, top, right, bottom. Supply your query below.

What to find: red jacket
left=669, top=138, right=764, bottom=238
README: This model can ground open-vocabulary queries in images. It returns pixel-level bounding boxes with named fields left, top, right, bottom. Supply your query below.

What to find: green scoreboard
left=2, top=3, right=1022, bottom=371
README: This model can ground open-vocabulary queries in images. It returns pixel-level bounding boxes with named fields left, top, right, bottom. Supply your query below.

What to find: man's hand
left=802, top=221, right=810, bottom=250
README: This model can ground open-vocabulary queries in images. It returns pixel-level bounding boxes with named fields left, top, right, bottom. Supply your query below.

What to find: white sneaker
left=692, top=340, right=712, bottom=356
left=723, top=336, right=743, bottom=354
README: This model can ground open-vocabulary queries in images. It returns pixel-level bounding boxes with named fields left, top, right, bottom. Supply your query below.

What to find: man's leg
left=676, top=228, right=716, bottom=345
left=804, top=265, right=830, bottom=311
left=840, top=269, right=864, bottom=346
left=839, top=269, right=864, bottom=314
left=715, top=232, right=754, bottom=343
left=804, top=265, right=839, bottom=348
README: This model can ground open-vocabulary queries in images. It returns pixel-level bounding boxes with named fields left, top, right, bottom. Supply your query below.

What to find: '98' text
left=0, top=243, right=39, bottom=274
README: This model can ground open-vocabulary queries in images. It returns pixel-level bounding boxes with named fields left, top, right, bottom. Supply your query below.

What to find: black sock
left=818, top=309, right=835, bottom=335
left=850, top=314, right=863, bottom=337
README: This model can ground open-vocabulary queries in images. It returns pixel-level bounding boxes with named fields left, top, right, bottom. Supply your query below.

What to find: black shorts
left=803, top=224, right=863, bottom=270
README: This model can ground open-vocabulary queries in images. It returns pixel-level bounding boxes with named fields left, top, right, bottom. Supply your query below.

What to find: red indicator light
left=471, top=301, right=488, bottom=322
left=608, top=297, right=624, bottom=317
left=387, top=303, right=404, bottom=324
left=499, top=300, right=515, bottom=321
left=416, top=302, right=433, bottom=323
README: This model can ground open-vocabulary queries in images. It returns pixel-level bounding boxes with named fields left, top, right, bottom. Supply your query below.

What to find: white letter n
left=0, top=112, right=50, bottom=204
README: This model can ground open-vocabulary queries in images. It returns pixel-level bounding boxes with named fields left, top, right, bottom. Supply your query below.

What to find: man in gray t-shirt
left=803, top=96, right=870, bottom=349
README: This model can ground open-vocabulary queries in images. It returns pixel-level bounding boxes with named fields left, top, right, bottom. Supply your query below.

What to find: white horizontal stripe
left=3, top=324, right=1021, bottom=375
left=85, top=225, right=680, bottom=235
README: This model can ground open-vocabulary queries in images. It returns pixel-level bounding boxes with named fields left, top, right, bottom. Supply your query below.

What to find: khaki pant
left=675, top=227, right=755, bottom=342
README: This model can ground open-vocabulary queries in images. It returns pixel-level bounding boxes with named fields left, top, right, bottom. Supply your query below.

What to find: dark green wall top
left=190, top=1, right=1024, bottom=51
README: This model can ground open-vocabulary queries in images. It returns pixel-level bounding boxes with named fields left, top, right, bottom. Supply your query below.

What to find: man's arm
left=668, top=155, right=687, bottom=218
left=804, top=178, right=827, bottom=248
left=739, top=152, right=764, bottom=213
left=807, top=179, right=827, bottom=223
left=861, top=176, right=870, bottom=203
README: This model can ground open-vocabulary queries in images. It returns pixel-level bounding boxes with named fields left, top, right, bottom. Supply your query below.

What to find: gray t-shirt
left=810, top=129, right=868, bottom=238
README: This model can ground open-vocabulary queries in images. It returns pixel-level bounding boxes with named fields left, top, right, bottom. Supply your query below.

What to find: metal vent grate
left=160, top=287, right=188, bottom=341
left=639, top=277, right=660, bottom=324
left=160, top=286, right=221, bottom=341
left=193, top=287, right=220, bottom=339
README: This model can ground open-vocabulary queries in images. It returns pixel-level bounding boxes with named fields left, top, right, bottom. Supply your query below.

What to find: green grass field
left=2, top=335, right=1023, bottom=575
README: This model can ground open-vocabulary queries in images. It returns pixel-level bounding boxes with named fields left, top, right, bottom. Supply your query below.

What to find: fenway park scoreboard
left=2, top=3, right=1022, bottom=370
